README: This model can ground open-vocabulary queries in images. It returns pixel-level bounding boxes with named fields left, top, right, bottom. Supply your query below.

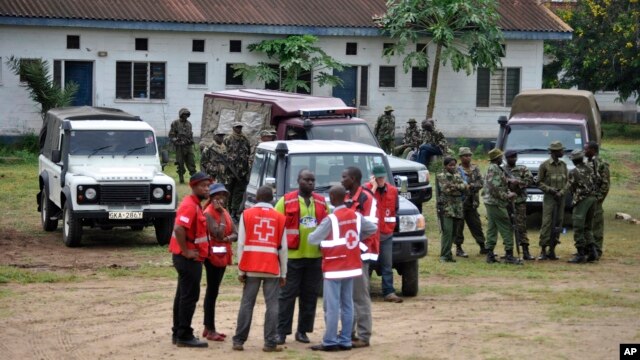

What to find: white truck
left=37, top=106, right=176, bottom=247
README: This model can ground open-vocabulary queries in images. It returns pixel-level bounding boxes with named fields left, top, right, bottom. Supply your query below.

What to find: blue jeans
left=379, top=234, right=396, bottom=296
left=322, top=278, right=354, bottom=347
left=417, top=144, right=443, bottom=166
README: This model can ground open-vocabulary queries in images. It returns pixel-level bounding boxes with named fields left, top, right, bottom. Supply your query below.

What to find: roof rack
left=299, top=107, right=358, bottom=118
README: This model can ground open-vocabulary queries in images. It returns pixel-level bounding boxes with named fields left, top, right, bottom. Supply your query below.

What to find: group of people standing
left=169, top=163, right=403, bottom=352
left=436, top=141, right=609, bottom=265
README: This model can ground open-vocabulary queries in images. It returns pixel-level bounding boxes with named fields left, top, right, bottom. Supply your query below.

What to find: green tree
left=6, top=56, right=78, bottom=120
left=376, top=0, right=504, bottom=118
left=232, top=35, right=344, bottom=93
left=544, top=0, right=640, bottom=104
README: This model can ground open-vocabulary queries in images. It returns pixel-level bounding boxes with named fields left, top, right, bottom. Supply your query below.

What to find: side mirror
left=394, top=175, right=409, bottom=193
left=265, top=177, right=276, bottom=189
left=52, top=149, right=61, bottom=163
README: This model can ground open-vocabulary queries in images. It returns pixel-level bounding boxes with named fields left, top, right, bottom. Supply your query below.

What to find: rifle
left=502, top=166, right=523, bottom=262
left=206, top=144, right=243, bottom=183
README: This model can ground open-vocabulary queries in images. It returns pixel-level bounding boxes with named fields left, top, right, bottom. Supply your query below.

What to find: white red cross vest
left=238, top=206, right=286, bottom=276
left=320, top=207, right=366, bottom=279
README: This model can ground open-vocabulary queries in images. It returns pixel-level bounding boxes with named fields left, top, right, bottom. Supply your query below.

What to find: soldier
left=400, top=118, right=421, bottom=159
left=249, top=130, right=276, bottom=168
left=437, top=157, right=468, bottom=262
left=223, top=122, right=251, bottom=220
left=201, top=131, right=227, bottom=184
left=482, top=148, right=520, bottom=264
left=584, top=141, right=610, bottom=259
left=374, top=105, right=396, bottom=154
left=453, top=147, right=486, bottom=257
left=537, top=141, right=568, bottom=260
left=169, top=108, right=197, bottom=184
left=565, top=149, right=597, bottom=263
left=504, top=150, right=535, bottom=260
left=417, top=119, right=449, bottom=167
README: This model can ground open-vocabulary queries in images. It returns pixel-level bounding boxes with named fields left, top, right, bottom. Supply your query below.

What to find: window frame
left=66, top=35, right=80, bottom=50
left=475, top=67, right=521, bottom=108
left=225, top=63, right=244, bottom=86
left=18, top=58, right=39, bottom=84
left=346, top=42, right=358, bottom=56
left=187, top=62, right=207, bottom=86
left=378, top=65, right=396, bottom=89
left=115, top=61, right=166, bottom=100
left=229, top=40, right=242, bottom=53
left=192, top=39, right=205, bottom=52
left=135, top=38, right=149, bottom=51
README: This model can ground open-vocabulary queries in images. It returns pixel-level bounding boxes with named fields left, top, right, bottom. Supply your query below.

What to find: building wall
left=0, top=24, right=544, bottom=140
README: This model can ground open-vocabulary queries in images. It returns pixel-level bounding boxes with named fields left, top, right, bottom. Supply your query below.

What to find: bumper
left=405, top=184, right=432, bottom=208
left=72, top=210, right=175, bottom=226
left=391, top=233, right=428, bottom=264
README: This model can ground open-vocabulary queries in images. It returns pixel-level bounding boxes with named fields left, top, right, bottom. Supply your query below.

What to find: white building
left=0, top=0, right=571, bottom=140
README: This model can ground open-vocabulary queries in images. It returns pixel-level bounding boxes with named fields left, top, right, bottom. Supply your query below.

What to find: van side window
left=249, top=150, right=265, bottom=187
left=264, top=152, right=277, bottom=180
left=285, top=126, right=307, bottom=140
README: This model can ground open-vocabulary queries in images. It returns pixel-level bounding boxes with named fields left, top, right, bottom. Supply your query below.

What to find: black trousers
left=172, top=254, right=203, bottom=340
left=203, top=260, right=226, bottom=331
left=277, top=258, right=323, bottom=335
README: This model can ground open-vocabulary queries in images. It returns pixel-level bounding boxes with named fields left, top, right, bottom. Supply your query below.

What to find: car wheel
left=41, top=188, right=58, bottom=232
left=400, top=260, right=419, bottom=297
left=62, top=202, right=83, bottom=247
left=154, top=217, right=174, bottom=245
left=130, top=225, right=144, bottom=231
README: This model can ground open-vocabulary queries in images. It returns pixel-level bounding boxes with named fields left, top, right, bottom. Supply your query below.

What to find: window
left=67, top=35, right=80, bottom=49
left=500, top=44, right=506, bottom=58
left=296, top=71, right=312, bottom=94
left=378, top=66, right=395, bottom=88
left=53, top=60, right=61, bottom=87
left=383, top=43, right=395, bottom=56
left=346, top=42, right=358, bottom=55
left=412, top=67, right=428, bottom=88
left=192, top=39, right=205, bottom=52
left=229, top=40, right=242, bottom=52
left=115, top=61, right=165, bottom=99
left=249, top=150, right=265, bottom=187
left=135, top=38, right=148, bottom=51
left=19, top=58, right=38, bottom=83
left=225, top=63, right=243, bottom=86
left=360, top=66, right=368, bottom=106
left=476, top=67, right=521, bottom=107
left=188, top=63, right=207, bottom=85
left=264, top=64, right=280, bottom=90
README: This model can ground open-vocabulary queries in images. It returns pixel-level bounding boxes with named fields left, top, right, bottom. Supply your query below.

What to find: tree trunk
left=426, top=43, right=443, bottom=119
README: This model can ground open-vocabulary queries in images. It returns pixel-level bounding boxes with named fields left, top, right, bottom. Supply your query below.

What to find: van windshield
left=286, top=153, right=387, bottom=192
left=69, top=130, right=157, bottom=156
left=505, top=124, right=584, bottom=152
left=309, top=124, right=379, bottom=147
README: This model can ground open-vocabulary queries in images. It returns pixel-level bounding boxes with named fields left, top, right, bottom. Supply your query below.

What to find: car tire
left=62, top=202, right=83, bottom=247
left=130, top=225, right=144, bottom=231
left=41, top=188, right=58, bottom=232
left=400, top=260, right=419, bottom=297
left=154, top=217, right=173, bottom=246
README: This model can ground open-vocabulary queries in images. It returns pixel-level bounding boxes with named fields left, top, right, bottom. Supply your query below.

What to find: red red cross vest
left=204, top=203, right=234, bottom=267
left=238, top=205, right=286, bottom=276
left=365, top=182, right=398, bottom=235
left=283, top=191, right=328, bottom=249
left=320, top=207, right=364, bottom=279
left=168, top=194, right=208, bottom=261
left=345, top=186, right=380, bottom=261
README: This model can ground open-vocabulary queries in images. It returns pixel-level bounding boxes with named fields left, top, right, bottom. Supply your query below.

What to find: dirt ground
left=1, top=228, right=637, bottom=360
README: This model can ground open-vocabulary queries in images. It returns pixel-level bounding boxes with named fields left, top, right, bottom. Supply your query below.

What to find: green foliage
left=602, top=123, right=640, bottom=140
left=232, top=35, right=344, bottom=93
left=544, top=0, right=640, bottom=104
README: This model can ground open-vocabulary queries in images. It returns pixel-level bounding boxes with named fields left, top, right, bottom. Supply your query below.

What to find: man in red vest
left=232, top=186, right=288, bottom=352
left=365, top=165, right=402, bottom=303
left=168, top=172, right=211, bottom=348
left=307, top=185, right=377, bottom=352
left=341, top=166, right=379, bottom=348
left=275, top=169, right=329, bottom=345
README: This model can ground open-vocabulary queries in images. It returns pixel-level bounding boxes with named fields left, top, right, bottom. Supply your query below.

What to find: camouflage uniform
left=421, top=128, right=448, bottom=154
left=505, top=163, right=533, bottom=246
left=401, top=121, right=421, bottom=159
left=454, top=164, right=486, bottom=249
left=168, top=109, right=196, bottom=182
left=375, top=112, right=396, bottom=154
left=200, top=141, right=227, bottom=183
left=436, top=170, right=466, bottom=261
left=482, top=163, right=514, bottom=253
left=588, top=156, right=610, bottom=256
left=566, top=153, right=596, bottom=260
left=537, top=158, right=568, bottom=249
left=223, top=130, right=251, bottom=217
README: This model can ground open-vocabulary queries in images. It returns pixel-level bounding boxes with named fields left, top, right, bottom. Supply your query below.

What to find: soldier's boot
left=586, top=244, right=599, bottom=262
left=568, top=248, right=587, bottom=264
left=479, top=244, right=488, bottom=255
left=178, top=174, right=185, bottom=184
left=547, top=244, right=560, bottom=260
left=537, top=246, right=549, bottom=261
left=455, top=245, right=469, bottom=258
left=503, top=249, right=524, bottom=265
left=486, top=250, right=499, bottom=264
left=522, top=244, right=535, bottom=260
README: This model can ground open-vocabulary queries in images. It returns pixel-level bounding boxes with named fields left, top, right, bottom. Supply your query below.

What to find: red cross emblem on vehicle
left=254, top=218, right=275, bottom=242
left=345, top=229, right=358, bottom=250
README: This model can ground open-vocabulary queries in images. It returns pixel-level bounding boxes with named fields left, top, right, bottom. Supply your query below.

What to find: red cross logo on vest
left=345, top=229, right=359, bottom=250
left=254, top=218, right=275, bottom=242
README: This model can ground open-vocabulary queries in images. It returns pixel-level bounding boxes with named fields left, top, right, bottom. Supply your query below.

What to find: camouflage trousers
left=512, top=202, right=530, bottom=245
left=539, top=193, right=565, bottom=247
left=572, top=196, right=596, bottom=249
left=225, top=177, right=248, bottom=217
left=484, top=204, right=513, bottom=252
left=378, top=137, right=394, bottom=155
left=441, top=216, right=463, bottom=260
left=175, top=145, right=196, bottom=177
left=592, top=199, right=604, bottom=255
left=454, top=207, right=486, bottom=248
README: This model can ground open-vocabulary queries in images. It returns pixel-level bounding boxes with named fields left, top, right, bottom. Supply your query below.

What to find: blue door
left=65, top=61, right=93, bottom=106
left=332, top=66, right=357, bottom=107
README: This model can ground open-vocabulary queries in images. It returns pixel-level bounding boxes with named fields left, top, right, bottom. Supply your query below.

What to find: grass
left=0, top=265, right=79, bottom=284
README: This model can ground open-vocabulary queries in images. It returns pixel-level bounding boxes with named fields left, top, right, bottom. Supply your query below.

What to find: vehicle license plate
left=109, top=211, right=143, bottom=220
left=400, top=192, right=412, bottom=200
left=526, top=194, right=543, bottom=202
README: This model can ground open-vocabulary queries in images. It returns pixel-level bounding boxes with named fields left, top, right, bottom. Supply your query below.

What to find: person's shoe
left=205, top=331, right=225, bottom=341
left=439, top=256, right=456, bottom=263
left=587, top=244, right=599, bottom=262
left=568, top=248, right=587, bottom=264
left=275, top=333, right=285, bottom=345
left=311, top=344, right=341, bottom=351
left=503, top=250, right=524, bottom=265
left=178, top=175, right=185, bottom=184
left=479, top=246, right=488, bottom=255
left=263, top=345, right=283, bottom=352
left=548, top=245, right=559, bottom=260
left=486, top=250, right=499, bottom=264
left=338, top=344, right=352, bottom=351
left=522, top=245, right=535, bottom=260
left=232, top=343, right=244, bottom=351
left=295, top=331, right=310, bottom=343
left=384, top=293, right=404, bottom=303
left=351, top=339, right=370, bottom=348
left=176, top=337, right=208, bottom=348
left=456, top=245, right=469, bottom=258
left=537, top=246, right=548, bottom=260
left=172, top=334, right=177, bottom=345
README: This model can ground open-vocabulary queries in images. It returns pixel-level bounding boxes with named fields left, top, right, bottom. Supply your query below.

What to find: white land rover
left=37, top=107, right=176, bottom=247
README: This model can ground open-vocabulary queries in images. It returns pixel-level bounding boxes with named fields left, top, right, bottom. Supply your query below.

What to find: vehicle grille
left=393, top=171, right=419, bottom=185
left=99, top=185, right=150, bottom=205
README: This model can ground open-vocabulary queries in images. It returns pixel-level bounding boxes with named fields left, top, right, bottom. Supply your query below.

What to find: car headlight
left=417, top=169, right=429, bottom=183
left=85, top=187, right=97, bottom=200
left=398, top=214, right=425, bottom=232
left=152, top=187, right=165, bottom=199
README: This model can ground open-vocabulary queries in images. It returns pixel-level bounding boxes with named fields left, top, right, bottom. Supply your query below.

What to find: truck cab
left=244, top=140, right=428, bottom=296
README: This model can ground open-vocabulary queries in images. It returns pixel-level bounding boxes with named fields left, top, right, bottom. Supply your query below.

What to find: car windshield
left=69, top=130, right=157, bottom=156
left=286, top=153, right=387, bottom=192
left=309, top=124, right=379, bottom=147
left=505, top=124, right=584, bottom=152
